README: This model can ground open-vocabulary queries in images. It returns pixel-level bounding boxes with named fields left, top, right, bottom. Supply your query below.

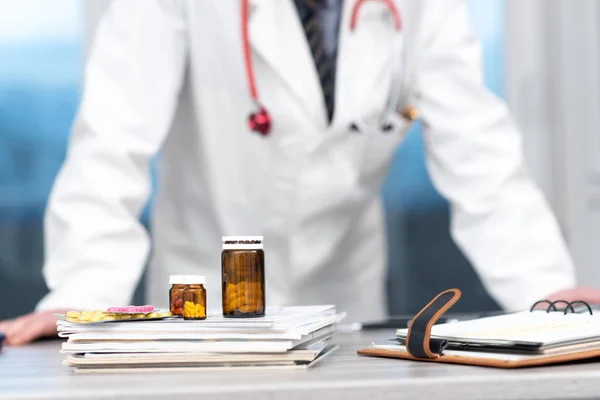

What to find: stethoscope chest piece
left=248, top=106, right=271, bottom=136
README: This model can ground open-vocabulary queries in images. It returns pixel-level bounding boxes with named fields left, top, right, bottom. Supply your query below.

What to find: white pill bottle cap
left=182, top=275, right=206, bottom=285
left=169, top=275, right=184, bottom=284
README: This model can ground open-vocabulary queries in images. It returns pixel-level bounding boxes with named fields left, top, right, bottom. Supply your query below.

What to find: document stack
left=57, top=306, right=340, bottom=373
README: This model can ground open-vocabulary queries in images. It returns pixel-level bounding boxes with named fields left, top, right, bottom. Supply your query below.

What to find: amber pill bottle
left=182, top=275, right=207, bottom=320
left=169, top=275, right=185, bottom=317
left=221, top=236, right=265, bottom=318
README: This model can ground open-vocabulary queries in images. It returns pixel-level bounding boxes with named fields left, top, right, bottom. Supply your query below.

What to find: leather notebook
left=357, top=288, right=600, bottom=368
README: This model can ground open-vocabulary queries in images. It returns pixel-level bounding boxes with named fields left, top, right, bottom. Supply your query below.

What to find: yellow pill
left=227, top=290, right=238, bottom=297
left=133, top=313, right=146, bottom=319
left=66, top=317, right=80, bottom=323
left=228, top=297, right=244, bottom=310
left=78, top=314, right=91, bottom=321
left=118, top=315, right=132, bottom=320
left=90, top=315, right=104, bottom=322
left=146, top=312, right=158, bottom=319
left=157, top=311, right=172, bottom=318
left=66, top=311, right=80, bottom=318
left=80, top=310, right=93, bottom=317
left=102, top=315, right=117, bottom=321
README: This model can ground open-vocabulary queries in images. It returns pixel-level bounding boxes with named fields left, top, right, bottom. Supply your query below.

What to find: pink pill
left=134, top=305, right=153, bottom=313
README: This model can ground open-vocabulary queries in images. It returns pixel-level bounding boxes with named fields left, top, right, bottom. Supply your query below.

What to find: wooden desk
left=1, top=330, right=600, bottom=400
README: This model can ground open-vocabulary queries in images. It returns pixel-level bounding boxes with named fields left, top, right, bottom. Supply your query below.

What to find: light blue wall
left=0, top=1, right=84, bottom=318
left=0, top=0, right=83, bottom=221
left=0, top=42, right=81, bottom=221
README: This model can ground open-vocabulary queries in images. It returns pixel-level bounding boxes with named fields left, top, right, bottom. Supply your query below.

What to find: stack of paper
left=57, top=305, right=341, bottom=372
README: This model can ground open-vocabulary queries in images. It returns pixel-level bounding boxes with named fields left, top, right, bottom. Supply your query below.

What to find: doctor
left=2, top=0, right=599, bottom=346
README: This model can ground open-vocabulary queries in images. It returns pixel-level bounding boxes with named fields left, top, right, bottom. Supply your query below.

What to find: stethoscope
left=242, top=0, right=411, bottom=136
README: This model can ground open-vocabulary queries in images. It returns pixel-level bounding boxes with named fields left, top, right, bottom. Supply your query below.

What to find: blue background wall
left=0, top=0, right=505, bottom=319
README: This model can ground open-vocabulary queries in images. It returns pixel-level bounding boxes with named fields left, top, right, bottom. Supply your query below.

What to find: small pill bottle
left=182, top=275, right=207, bottom=320
left=169, top=275, right=185, bottom=317
left=221, top=236, right=265, bottom=318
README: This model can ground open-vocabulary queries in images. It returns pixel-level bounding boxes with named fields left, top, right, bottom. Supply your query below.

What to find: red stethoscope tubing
left=242, top=0, right=258, bottom=102
left=350, top=0, right=402, bottom=31
left=243, top=0, right=403, bottom=135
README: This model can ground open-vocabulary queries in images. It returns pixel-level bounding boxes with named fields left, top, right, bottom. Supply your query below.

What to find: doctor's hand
left=546, top=286, right=600, bottom=305
left=0, top=309, right=66, bottom=346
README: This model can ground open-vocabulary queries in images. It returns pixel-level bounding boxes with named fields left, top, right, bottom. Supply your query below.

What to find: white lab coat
left=36, top=0, right=576, bottom=323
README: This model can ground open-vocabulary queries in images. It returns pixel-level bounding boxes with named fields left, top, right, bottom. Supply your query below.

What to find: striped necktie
left=296, top=0, right=337, bottom=123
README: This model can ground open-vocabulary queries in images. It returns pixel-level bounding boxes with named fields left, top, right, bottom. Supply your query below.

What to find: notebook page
left=397, top=311, right=600, bottom=347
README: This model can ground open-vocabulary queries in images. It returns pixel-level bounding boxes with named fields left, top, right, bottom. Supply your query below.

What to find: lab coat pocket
left=351, top=113, right=412, bottom=186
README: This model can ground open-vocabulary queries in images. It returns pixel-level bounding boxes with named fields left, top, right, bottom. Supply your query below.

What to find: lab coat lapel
left=249, top=0, right=328, bottom=129
left=334, top=0, right=402, bottom=129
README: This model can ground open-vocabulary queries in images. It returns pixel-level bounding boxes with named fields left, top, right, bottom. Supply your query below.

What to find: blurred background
left=1, top=0, right=599, bottom=320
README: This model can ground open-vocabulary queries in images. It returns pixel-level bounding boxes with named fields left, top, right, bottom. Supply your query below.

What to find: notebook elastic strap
left=405, top=288, right=462, bottom=359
